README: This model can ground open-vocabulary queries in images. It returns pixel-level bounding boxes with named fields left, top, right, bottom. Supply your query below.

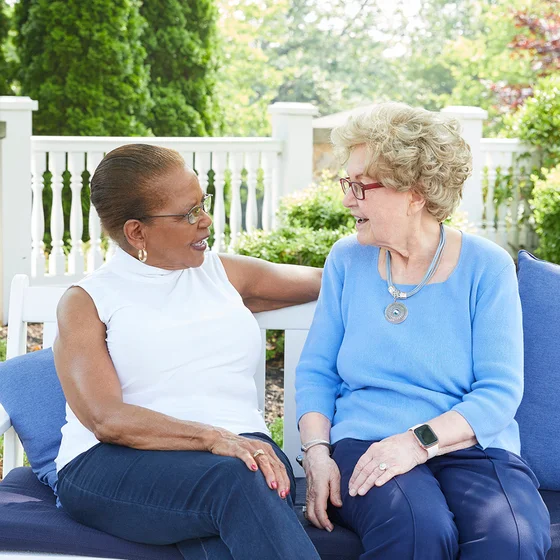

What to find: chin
left=357, top=230, right=376, bottom=246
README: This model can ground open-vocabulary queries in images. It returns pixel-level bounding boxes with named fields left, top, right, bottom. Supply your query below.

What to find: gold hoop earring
left=138, top=248, right=148, bottom=263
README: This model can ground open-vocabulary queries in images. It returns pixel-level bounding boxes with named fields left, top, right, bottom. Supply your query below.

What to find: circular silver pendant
left=385, top=302, right=408, bottom=324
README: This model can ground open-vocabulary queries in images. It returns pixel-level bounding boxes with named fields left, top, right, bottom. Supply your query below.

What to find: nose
left=199, top=210, right=213, bottom=228
left=342, top=188, right=356, bottom=208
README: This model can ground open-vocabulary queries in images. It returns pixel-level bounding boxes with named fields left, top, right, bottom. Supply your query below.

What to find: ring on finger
left=253, top=449, right=266, bottom=459
left=378, top=462, right=388, bottom=471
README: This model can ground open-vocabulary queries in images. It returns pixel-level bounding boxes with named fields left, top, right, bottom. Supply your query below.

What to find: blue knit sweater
left=295, top=232, right=523, bottom=453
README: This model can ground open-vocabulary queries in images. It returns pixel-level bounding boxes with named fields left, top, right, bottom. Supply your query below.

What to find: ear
left=407, top=189, right=426, bottom=216
left=122, top=219, right=147, bottom=250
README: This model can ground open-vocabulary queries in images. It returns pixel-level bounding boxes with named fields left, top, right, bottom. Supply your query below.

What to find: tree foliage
left=140, top=0, right=219, bottom=136
left=0, top=0, right=12, bottom=94
left=14, top=0, right=152, bottom=135
left=494, top=0, right=560, bottom=109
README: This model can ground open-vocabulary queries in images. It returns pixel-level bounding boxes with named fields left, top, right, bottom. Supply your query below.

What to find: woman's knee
left=359, top=489, right=458, bottom=559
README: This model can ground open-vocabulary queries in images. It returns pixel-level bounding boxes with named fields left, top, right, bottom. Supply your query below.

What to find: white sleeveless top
left=55, top=248, right=269, bottom=472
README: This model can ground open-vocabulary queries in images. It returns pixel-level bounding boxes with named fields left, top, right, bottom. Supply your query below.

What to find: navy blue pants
left=330, top=438, right=551, bottom=559
left=57, top=432, right=320, bottom=560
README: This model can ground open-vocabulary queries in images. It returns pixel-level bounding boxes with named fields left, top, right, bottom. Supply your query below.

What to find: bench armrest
left=0, top=404, right=12, bottom=435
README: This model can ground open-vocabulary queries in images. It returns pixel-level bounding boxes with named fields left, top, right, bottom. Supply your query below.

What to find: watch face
left=414, top=424, right=438, bottom=447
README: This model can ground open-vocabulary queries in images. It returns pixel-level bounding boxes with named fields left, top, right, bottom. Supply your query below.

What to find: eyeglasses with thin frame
left=340, top=177, right=384, bottom=200
left=140, top=194, right=213, bottom=225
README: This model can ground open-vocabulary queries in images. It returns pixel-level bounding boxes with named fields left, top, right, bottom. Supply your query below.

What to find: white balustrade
left=479, top=139, right=539, bottom=256
left=47, top=152, right=67, bottom=275
left=245, top=152, right=259, bottom=232
left=229, top=152, right=244, bottom=250
left=30, top=152, right=46, bottom=278
left=67, top=152, right=85, bottom=275
left=211, top=151, right=227, bottom=253
left=86, top=152, right=104, bottom=273
left=25, top=136, right=284, bottom=283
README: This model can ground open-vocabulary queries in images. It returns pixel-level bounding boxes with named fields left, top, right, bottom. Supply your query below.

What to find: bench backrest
left=3, top=274, right=314, bottom=477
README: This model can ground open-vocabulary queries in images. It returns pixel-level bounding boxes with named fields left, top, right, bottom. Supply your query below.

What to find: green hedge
left=532, top=165, right=560, bottom=264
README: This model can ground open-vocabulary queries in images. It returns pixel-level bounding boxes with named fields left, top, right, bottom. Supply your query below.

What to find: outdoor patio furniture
left=0, top=249, right=559, bottom=559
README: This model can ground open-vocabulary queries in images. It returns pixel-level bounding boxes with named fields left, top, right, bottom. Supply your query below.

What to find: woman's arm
left=219, top=254, right=322, bottom=312
left=53, top=287, right=290, bottom=496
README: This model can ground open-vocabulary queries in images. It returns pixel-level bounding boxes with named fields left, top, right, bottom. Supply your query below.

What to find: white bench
left=0, top=273, right=317, bottom=559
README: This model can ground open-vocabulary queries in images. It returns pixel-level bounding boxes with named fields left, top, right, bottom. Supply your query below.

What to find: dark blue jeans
left=57, top=432, right=320, bottom=560
left=330, top=438, right=551, bottom=559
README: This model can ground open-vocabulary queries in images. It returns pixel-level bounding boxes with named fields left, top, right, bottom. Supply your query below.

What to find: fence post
left=268, top=102, right=317, bottom=199
left=0, top=96, right=38, bottom=325
left=440, top=106, right=487, bottom=232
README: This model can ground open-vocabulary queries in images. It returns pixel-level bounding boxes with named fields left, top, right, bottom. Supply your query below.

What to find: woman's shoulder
left=460, top=231, right=516, bottom=290
left=461, top=231, right=514, bottom=269
left=329, top=233, right=378, bottom=264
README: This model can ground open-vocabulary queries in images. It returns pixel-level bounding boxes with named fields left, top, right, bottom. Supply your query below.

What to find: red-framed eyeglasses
left=340, top=177, right=384, bottom=200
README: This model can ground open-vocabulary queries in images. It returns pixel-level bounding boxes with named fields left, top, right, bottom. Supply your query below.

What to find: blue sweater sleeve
left=452, top=262, right=524, bottom=449
left=295, top=247, right=345, bottom=427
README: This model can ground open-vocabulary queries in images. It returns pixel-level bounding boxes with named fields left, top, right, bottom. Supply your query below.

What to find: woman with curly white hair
left=295, top=102, right=551, bottom=559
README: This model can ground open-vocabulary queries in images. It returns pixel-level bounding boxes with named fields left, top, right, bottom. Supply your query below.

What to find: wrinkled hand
left=349, top=431, right=427, bottom=497
left=304, top=447, right=343, bottom=532
left=208, top=429, right=290, bottom=499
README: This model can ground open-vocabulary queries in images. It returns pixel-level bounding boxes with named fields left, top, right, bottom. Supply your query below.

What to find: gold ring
left=253, top=449, right=265, bottom=459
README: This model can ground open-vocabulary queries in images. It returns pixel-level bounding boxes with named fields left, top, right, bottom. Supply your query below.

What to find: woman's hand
left=304, top=446, right=343, bottom=532
left=348, top=431, right=428, bottom=497
left=208, top=428, right=290, bottom=499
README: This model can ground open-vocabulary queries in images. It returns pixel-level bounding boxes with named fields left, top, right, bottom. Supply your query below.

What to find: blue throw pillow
left=516, top=250, right=560, bottom=491
left=0, top=348, right=66, bottom=491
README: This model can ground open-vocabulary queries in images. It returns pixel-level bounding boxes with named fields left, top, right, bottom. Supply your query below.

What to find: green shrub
left=531, top=165, right=560, bottom=264
left=234, top=226, right=352, bottom=268
left=0, top=337, right=5, bottom=362
left=278, top=180, right=354, bottom=231
left=506, top=75, right=560, bottom=169
left=268, top=416, right=283, bottom=448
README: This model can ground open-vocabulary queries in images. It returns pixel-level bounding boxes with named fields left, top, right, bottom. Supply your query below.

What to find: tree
left=215, top=0, right=396, bottom=136
left=493, top=0, right=560, bottom=109
left=0, top=0, right=12, bottom=94
left=14, top=0, right=152, bottom=135
left=140, top=0, right=220, bottom=136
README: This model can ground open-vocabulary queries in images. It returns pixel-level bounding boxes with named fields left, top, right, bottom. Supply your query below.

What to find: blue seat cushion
left=0, top=468, right=363, bottom=560
left=0, top=348, right=66, bottom=492
left=516, top=251, right=560, bottom=491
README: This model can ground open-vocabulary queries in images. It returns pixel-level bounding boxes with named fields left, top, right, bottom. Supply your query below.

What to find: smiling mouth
left=191, top=237, right=208, bottom=249
left=355, top=217, right=369, bottom=224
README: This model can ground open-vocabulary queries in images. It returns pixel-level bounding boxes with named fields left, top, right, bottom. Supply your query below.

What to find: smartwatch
left=409, top=424, right=439, bottom=459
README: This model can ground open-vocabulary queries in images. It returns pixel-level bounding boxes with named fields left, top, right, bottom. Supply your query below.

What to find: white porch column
left=0, top=97, right=38, bottom=324
left=440, top=106, right=488, bottom=232
left=268, top=102, right=317, bottom=199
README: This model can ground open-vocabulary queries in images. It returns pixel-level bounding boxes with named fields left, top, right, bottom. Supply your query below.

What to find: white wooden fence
left=0, top=100, right=541, bottom=324
left=0, top=99, right=316, bottom=322
left=30, top=136, right=284, bottom=281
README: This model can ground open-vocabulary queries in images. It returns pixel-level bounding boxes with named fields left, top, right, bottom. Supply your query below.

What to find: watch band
left=409, top=424, right=439, bottom=459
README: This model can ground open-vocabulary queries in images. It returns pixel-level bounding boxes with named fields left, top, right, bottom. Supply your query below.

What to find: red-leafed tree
left=493, top=0, right=560, bottom=109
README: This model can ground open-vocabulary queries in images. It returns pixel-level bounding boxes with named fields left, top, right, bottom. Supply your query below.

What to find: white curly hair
left=331, top=102, right=473, bottom=222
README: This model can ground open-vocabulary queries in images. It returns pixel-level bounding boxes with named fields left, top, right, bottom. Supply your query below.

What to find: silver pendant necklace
left=385, top=224, right=446, bottom=324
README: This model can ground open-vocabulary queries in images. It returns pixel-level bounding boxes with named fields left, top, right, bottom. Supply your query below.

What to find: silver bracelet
left=301, top=439, right=332, bottom=453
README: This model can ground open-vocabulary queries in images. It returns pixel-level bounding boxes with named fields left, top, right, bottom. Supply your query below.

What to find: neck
left=383, top=218, right=442, bottom=274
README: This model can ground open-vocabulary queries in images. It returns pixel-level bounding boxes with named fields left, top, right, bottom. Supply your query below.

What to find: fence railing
left=479, top=138, right=539, bottom=256
left=30, top=136, right=283, bottom=282
left=0, top=99, right=316, bottom=320
left=0, top=99, right=541, bottom=323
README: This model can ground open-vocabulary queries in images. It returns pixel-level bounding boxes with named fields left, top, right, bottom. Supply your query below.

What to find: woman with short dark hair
left=54, top=144, right=322, bottom=560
